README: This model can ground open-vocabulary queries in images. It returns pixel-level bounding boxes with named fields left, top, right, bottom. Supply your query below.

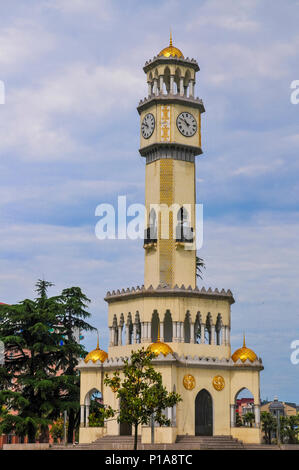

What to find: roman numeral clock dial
left=176, top=112, right=197, bottom=137
left=141, top=113, right=155, bottom=139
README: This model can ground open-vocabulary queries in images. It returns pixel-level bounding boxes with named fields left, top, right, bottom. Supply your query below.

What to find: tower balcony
left=143, top=226, right=157, bottom=249
left=175, top=224, right=194, bottom=244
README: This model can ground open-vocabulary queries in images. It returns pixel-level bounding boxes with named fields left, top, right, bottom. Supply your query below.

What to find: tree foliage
left=196, top=256, right=205, bottom=279
left=103, top=348, right=182, bottom=450
left=261, top=411, right=277, bottom=444
left=0, top=280, right=95, bottom=443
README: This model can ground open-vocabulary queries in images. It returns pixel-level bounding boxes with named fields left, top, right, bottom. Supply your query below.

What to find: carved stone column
left=190, top=322, right=195, bottom=343
left=118, top=326, right=122, bottom=346
left=211, top=325, right=215, bottom=345
left=200, top=323, right=205, bottom=344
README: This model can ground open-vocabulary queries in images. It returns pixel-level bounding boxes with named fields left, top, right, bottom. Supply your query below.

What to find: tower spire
left=169, top=29, right=173, bottom=47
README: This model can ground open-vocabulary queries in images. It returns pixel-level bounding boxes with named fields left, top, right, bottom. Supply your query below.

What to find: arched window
left=176, top=206, right=193, bottom=242
left=151, top=310, right=159, bottom=342
left=83, top=388, right=103, bottom=428
left=184, top=311, right=191, bottom=343
left=184, top=69, right=191, bottom=97
left=205, top=314, right=212, bottom=344
left=135, top=312, right=141, bottom=344
left=164, top=310, right=173, bottom=342
left=174, top=67, right=181, bottom=95
left=164, top=66, right=170, bottom=94
left=234, top=388, right=255, bottom=428
left=127, top=313, right=133, bottom=345
left=145, top=208, right=157, bottom=245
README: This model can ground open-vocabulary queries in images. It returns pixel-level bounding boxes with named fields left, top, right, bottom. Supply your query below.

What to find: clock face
left=176, top=112, right=197, bottom=137
left=141, top=113, right=155, bottom=139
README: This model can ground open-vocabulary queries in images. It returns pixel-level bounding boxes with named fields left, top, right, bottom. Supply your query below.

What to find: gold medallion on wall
left=212, top=375, right=225, bottom=391
left=183, top=374, right=196, bottom=390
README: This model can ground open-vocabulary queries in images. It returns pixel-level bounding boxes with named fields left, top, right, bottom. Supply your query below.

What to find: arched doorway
left=195, top=389, right=213, bottom=436
left=119, top=398, right=132, bottom=436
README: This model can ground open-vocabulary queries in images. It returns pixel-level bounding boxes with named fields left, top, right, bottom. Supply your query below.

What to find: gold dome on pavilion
left=158, top=32, right=184, bottom=59
left=84, top=335, right=108, bottom=364
left=147, top=326, right=173, bottom=357
left=231, top=335, right=258, bottom=363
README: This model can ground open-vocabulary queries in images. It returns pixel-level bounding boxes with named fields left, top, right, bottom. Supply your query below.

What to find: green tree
left=55, top=287, right=96, bottom=443
left=243, top=411, right=255, bottom=427
left=103, top=348, right=182, bottom=450
left=0, top=280, right=95, bottom=443
left=235, top=410, right=242, bottom=427
left=196, top=256, right=205, bottom=279
left=280, top=415, right=299, bottom=444
left=261, top=411, right=277, bottom=444
left=50, top=417, right=64, bottom=443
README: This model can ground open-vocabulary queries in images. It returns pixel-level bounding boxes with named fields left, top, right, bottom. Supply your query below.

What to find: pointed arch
left=135, top=311, right=141, bottom=344
left=151, top=310, right=160, bottom=342
left=176, top=206, right=193, bottom=242
left=126, top=312, right=133, bottom=345
left=184, top=311, right=191, bottom=343
left=195, top=389, right=213, bottom=436
left=164, top=310, right=173, bottom=342
left=163, top=66, right=170, bottom=94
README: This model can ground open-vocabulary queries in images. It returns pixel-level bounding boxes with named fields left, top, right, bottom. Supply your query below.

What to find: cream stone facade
left=78, top=36, right=263, bottom=445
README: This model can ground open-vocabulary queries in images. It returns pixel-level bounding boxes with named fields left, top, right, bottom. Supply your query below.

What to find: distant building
left=261, top=396, right=297, bottom=417
left=236, top=398, right=254, bottom=416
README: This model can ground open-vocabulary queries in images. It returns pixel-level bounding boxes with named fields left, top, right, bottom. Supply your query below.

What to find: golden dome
left=84, top=336, right=108, bottom=364
left=147, top=327, right=173, bottom=357
left=158, top=32, right=184, bottom=59
left=148, top=340, right=173, bottom=357
left=231, top=335, right=258, bottom=363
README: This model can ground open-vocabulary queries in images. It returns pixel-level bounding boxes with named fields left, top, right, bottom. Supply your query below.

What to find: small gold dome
left=158, top=32, right=184, bottom=59
left=147, top=340, right=173, bottom=357
left=231, top=335, right=257, bottom=363
left=147, top=325, right=173, bottom=357
left=84, top=336, right=108, bottom=364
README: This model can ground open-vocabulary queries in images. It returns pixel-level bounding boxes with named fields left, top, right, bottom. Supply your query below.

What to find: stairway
left=175, top=435, right=244, bottom=450
left=53, top=434, right=246, bottom=450
left=71, top=435, right=141, bottom=450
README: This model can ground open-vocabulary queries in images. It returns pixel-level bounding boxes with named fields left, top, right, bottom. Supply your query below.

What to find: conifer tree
left=0, top=280, right=95, bottom=443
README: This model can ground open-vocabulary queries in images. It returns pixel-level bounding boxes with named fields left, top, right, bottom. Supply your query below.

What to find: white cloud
left=0, top=21, right=55, bottom=70
left=0, top=62, right=144, bottom=160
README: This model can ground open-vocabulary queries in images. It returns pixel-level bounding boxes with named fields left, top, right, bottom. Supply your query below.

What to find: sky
left=0, top=0, right=299, bottom=402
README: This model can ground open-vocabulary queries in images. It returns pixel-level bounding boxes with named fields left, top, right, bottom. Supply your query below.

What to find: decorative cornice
left=143, top=56, right=200, bottom=73
left=137, top=94, right=205, bottom=115
left=77, top=354, right=263, bottom=372
left=139, top=142, right=203, bottom=161
left=104, top=284, right=235, bottom=304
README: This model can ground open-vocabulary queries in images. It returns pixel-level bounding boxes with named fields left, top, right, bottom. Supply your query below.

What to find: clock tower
left=138, top=33, right=205, bottom=289
left=78, top=35, right=263, bottom=447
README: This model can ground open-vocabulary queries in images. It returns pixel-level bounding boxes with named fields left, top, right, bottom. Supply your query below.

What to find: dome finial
left=84, top=332, right=108, bottom=364
left=157, top=321, right=161, bottom=342
left=243, top=332, right=246, bottom=348
left=169, top=28, right=173, bottom=47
